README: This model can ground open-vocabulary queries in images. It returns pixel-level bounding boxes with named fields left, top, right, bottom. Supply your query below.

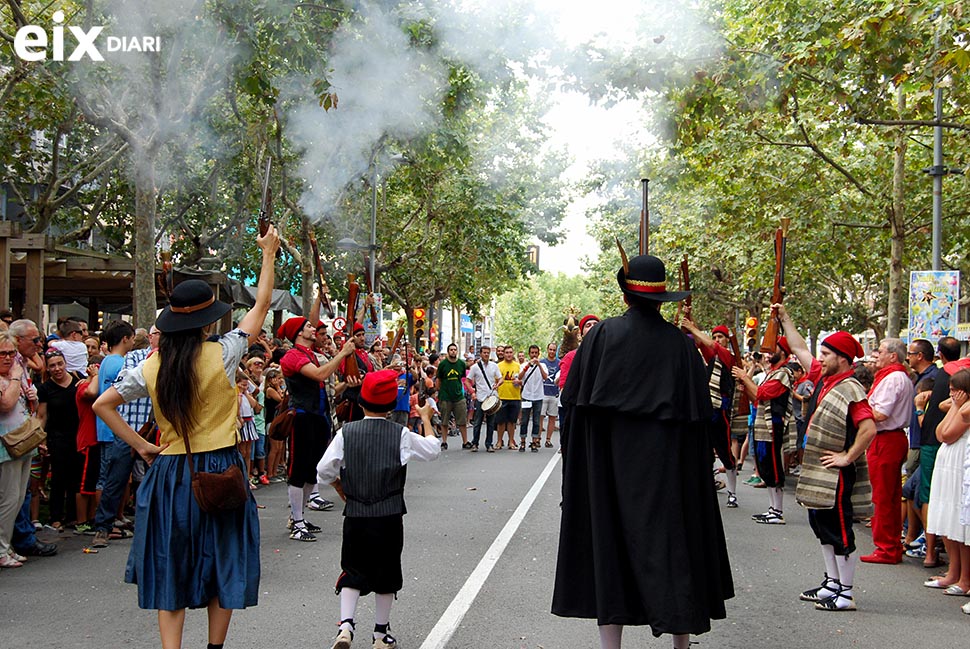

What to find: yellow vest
left=142, top=342, right=239, bottom=455
left=497, top=360, right=522, bottom=400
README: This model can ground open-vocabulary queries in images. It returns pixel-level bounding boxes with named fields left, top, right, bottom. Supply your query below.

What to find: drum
left=481, top=393, right=501, bottom=415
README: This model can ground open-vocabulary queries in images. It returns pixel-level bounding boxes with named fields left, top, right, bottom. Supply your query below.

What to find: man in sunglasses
left=7, top=319, right=44, bottom=375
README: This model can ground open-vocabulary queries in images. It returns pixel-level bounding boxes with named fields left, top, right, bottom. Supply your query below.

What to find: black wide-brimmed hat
left=616, top=254, right=691, bottom=303
left=154, top=280, right=232, bottom=333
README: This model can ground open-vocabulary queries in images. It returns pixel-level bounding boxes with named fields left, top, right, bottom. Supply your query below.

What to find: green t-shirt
left=436, top=358, right=467, bottom=403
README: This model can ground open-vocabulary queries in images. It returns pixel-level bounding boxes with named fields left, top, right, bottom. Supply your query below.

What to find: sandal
left=545, top=441, right=553, bottom=448
left=508, top=442, right=518, bottom=450
left=108, top=528, right=133, bottom=540
left=494, top=442, right=503, bottom=450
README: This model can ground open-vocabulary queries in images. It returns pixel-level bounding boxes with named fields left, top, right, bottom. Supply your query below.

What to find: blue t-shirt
left=395, top=371, right=415, bottom=413
left=95, top=353, right=125, bottom=443
left=540, top=357, right=560, bottom=397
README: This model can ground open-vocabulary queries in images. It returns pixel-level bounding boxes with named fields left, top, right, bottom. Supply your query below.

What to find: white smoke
left=286, top=3, right=445, bottom=220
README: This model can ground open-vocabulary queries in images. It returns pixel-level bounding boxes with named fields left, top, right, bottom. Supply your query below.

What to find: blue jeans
left=519, top=399, right=542, bottom=439
left=12, top=490, right=37, bottom=552
left=94, top=438, right=135, bottom=532
left=471, top=399, right=496, bottom=448
left=252, top=434, right=266, bottom=461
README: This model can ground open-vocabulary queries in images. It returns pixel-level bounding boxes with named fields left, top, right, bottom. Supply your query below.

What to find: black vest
left=340, top=417, right=407, bottom=518
left=284, top=346, right=327, bottom=415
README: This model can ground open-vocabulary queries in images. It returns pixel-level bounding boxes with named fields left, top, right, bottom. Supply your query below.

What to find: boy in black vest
left=317, top=368, right=440, bottom=649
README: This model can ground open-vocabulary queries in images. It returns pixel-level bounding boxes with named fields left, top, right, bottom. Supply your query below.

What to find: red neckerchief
left=868, top=362, right=906, bottom=397
left=814, top=369, right=855, bottom=404
left=794, top=375, right=809, bottom=387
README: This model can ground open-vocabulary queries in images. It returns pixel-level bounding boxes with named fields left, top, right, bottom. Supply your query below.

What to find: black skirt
left=335, top=515, right=404, bottom=596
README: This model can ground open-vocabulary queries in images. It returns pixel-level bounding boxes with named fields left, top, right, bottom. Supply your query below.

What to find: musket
left=639, top=178, right=649, bottom=256
left=760, top=217, right=792, bottom=354
left=389, top=325, right=405, bottom=357
left=308, top=232, right=336, bottom=319
left=257, top=158, right=282, bottom=259
left=344, top=274, right=361, bottom=379
left=727, top=328, right=751, bottom=416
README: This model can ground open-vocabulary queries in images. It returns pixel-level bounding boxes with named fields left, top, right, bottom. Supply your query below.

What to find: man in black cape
left=552, top=253, right=734, bottom=649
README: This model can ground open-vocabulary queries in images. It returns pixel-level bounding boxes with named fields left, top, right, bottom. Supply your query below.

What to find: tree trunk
left=886, top=87, right=907, bottom=338
left=133, top=154, right=158, bottom=329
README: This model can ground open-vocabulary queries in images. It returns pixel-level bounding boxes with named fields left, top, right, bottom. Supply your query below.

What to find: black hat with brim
left=616, top=254, right=691, bottom=303
left=154, top=279, right=232, bottom=333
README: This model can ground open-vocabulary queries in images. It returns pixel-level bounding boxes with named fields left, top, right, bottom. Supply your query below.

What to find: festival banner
left=908, top=271, right=960, bottom=343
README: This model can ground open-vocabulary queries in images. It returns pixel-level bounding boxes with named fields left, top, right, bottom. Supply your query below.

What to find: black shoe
left=20, top=541, right=58, bottom=557
left=303, top=520, right=322, bottom=533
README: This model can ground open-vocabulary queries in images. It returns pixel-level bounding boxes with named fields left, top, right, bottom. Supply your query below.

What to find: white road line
left=418, top=451, right=562, bottom=649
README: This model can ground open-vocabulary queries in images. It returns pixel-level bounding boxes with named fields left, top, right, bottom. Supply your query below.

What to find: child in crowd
left=236, top=369, right=260, bottom=489
left=317, top=369, right=439, bottom=649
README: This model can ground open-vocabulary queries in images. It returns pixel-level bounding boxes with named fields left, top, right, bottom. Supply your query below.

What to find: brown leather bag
left=267, top=394, right=295, bottom=441
left=183, top=430, right=248, bottom=514
left=1, top=385, right=46, bottom=459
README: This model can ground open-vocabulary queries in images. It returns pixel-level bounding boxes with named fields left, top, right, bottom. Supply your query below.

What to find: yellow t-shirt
left=497, top=360, right=521, bottom=400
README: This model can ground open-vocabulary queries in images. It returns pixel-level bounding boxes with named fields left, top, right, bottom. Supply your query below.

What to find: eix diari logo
left=13, top=10, right=160, bottom=61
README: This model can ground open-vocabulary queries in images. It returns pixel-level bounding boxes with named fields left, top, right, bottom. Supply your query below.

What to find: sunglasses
left=45, top=350, right=64, bottom=359
left=32, top=336, right=44, bottom=343
left=0, top=350, right=17, bottom=357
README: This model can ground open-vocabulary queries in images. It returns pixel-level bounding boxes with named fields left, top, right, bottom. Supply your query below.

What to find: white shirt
left=467, top=359, right=501, bottom=397
left=316, top=416, right=441, bottom=484
left=519, top=360, right=546, bottom=401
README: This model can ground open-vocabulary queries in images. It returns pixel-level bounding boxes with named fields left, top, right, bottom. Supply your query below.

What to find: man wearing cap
left=316, top=369, right=439, bottom=649
left=681, top=317, right=740, bottom=508
left=278, top=316, right=356, bottom=541
left=553, top=253, right=732, bottom=649
left=336, top=322, right=376, bottom=423
left=775, top=304, right=876, bottom=611
left=732, top=331, right=795, bottom=525
left=860, top=338, right=914, bottom=564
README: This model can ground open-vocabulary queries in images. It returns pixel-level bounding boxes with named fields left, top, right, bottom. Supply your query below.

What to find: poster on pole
left=908, top=270, right=960, bottom=343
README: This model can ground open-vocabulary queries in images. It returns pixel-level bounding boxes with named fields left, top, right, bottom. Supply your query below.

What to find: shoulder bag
left=267, top=393, right=296, bottom=441
left=1, top=381, right=46, bottom=459
left=183, top=428, right=249, bottom=514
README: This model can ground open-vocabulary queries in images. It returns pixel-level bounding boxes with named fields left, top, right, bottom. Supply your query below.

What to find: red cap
left=316, top=320, right=327, bottom=330
left=821, top=331, right=864, bottom=361
left=777, top=336, right=792, bottom=355
left=353, top=322, right=365, bottom=334
left=712, top=325, right=729, bottom=338
left=277, top=317, right=307, bottom=343
left=579, top=315, right=600, bottom=332
left=359, top=368, right=400, bottom=411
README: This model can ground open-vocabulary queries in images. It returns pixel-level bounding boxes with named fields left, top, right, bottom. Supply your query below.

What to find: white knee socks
left=374, top=593, right=394, bottom=639
left=725, top=467, right=737, bottom=494
left=288, top=485, right=304, bottom=523
left=340, top=588, right=361, bottom=632
left=672, top=634, right=691, bottom=649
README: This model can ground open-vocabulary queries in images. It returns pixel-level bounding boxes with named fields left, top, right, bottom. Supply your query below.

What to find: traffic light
left=745, top=316, right=759, bottom=352
left=414, top=308, right=426, bottom=352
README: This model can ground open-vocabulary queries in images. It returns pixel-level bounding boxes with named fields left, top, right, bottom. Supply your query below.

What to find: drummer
left=467, top=345, right=503, bottom=453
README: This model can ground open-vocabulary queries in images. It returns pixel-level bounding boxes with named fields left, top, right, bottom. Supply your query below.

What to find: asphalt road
left=3, top=441, right=968, bottom=648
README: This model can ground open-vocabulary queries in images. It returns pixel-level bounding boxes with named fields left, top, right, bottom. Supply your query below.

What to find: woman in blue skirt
left=94, top=226, right=280, bottom=649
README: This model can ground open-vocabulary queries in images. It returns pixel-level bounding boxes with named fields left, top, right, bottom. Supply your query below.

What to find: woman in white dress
left=924, top=369, right=970, bottom=597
